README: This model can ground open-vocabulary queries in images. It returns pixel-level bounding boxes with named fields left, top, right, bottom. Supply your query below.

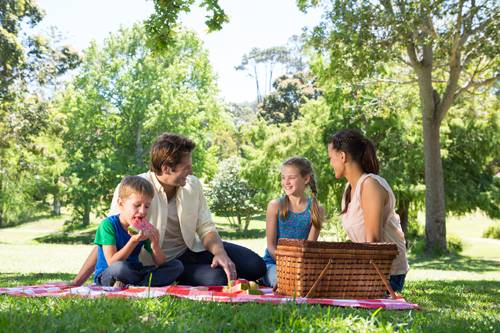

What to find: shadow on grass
left=0, top=212, right=57, bottom=229
left=35, top=231, right=95, bottom=245
left=409, top=254, right=500, bottom=272
left=218, top=228, right=266, bottom=240
left=406, top=280, right=500, bottom=312
left=0, top=272, right=74, bottom=287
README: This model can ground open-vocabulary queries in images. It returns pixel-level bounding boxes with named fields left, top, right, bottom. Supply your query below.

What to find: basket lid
left=277, top=238, right=398, bottom=251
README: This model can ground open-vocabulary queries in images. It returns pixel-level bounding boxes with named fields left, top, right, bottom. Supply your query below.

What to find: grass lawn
left=0, top=274, right=498, bottom=332
left=0, top=212, right=498, bottom=332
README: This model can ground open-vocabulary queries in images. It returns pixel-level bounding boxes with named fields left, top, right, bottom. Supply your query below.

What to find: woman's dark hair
left=329, top=129, right=379, bottom=214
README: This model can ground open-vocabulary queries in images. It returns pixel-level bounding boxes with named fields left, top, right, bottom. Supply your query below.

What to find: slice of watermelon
left=128, top=217, right=154, bottom=236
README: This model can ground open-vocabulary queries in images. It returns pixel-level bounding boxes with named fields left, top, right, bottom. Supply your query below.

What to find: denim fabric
left=97, top=259, right=184, bottom=287
left=177, top=242, right=266, bottom=286
left=389, top=274, right=406, bottom=292
left=262, top=263, right=277, bottom=288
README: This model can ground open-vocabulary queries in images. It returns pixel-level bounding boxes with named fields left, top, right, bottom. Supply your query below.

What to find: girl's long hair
left=279, top=156, right=322, bottom=230
left=329, top=129, right=379, bottom=214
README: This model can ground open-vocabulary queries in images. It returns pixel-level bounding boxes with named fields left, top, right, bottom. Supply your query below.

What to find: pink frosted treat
left=128, top=217, right=154, bottom=237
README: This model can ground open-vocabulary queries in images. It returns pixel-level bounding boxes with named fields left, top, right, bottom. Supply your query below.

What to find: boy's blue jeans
left=97, top=260, right=184, bottom=287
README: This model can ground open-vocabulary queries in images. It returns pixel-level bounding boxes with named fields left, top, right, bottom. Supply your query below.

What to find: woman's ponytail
left=361, top=138, right=379, bottom=174
left=330, top=129, right=380, bottom=214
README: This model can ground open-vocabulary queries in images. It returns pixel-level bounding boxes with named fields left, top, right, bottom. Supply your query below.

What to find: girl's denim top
left=262, top=197, right=312, bottom=265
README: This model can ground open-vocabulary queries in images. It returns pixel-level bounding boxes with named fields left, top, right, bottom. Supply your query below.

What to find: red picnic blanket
left=0, top=283, right=419, bottom=310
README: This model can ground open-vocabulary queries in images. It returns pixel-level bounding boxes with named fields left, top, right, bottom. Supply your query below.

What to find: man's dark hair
left=150, top=133, right=195, bottom=174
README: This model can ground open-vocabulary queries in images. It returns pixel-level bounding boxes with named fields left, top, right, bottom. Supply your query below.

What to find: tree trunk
left=396, top=199, right=409, bottom=238
left=244, top=216, right=251, bottom=232
left=52, top=195, right=61, bottom=216
left=414, top=56, right=448, bottom=254
left=82, top=203, right=91, bottom=226
left=236, top=214, right=243, bottom=231
left=422, top=105, right=447, bottom=254
left=135, top=123, right=143, bottom=168
left=254, top=65, right=261, bottom=103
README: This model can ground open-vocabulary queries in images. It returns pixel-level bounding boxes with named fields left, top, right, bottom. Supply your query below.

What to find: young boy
left=94, top=176, right=183, bottom=287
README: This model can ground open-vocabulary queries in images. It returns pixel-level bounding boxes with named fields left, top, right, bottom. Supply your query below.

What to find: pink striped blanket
left=0, top=283, right=419, bottom=310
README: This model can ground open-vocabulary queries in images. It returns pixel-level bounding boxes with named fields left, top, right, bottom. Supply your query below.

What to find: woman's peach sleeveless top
left=342, top=173, right=409, bottom=275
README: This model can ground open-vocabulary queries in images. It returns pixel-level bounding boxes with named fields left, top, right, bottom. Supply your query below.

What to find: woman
left=327, top=129, right=409, bottom=292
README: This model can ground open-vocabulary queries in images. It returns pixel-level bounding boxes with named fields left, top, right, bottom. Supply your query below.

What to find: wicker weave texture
left=276, top=239, right=398, bottom=298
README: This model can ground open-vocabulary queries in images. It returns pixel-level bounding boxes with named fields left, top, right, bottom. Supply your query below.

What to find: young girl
left=327, top=129, right=409, bottom=292
left=262, top=156, right=325, bottom=287
left=94, top=176, right=184, bottom=287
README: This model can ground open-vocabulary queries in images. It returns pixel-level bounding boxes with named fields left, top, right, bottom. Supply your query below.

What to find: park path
left=0, top=217, right=65, bottom=244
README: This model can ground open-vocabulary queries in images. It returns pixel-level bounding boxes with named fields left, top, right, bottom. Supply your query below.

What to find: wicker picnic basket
left=276, top=239, right=399, bottom=299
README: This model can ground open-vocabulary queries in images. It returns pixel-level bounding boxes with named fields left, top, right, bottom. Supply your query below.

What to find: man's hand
left=211, top=251, right=237, bottom=282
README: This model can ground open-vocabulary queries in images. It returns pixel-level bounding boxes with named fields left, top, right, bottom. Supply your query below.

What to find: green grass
left=0, top=211, right=498, bottom=332
left=0, top=273, right=498, bottom=332
left=34, top=226, right=97, bottom=244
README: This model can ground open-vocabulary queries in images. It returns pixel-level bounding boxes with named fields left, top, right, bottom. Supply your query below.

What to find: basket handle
left=370, top=260, right=397, bottom=299
left=305, top=258, right=333, bottom=298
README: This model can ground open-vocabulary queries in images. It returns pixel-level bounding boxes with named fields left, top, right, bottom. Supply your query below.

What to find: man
left=73, top=133, right=266, bottom=286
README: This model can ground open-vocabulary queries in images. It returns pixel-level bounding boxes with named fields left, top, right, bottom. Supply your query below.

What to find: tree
left=206, top=157, right=260, bottom=232
left=0, top=1, right=79, bottom=225
left=236, top=46, right=296, bottom=103
left=259, top=72, right=321, bottom=124
left=0, top=0, right=43, bottom=96
left=236, top=41, right=308, bottom=103
left=299, top=0, right=499, bottom=253
left=58, top=25, right=225, bottom=224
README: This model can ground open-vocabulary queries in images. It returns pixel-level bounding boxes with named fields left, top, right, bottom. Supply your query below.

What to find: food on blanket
left=128, top=217, right=154, bottom=236
left=249, top=281, right=259, bottom=290
left=223, top=279, right=262, bottom=294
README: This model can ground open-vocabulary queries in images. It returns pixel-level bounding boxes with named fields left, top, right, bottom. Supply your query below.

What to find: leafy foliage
left=58, top=25, right=225, bottom=224
left=145, top=0, right=228, bottom=51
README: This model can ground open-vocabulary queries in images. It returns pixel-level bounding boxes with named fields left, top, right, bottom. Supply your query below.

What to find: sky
left=35, top=0, right=322, bottom=103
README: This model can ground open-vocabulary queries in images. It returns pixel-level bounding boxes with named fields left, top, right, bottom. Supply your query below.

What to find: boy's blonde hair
left=118, top=176, right=154, bottom=200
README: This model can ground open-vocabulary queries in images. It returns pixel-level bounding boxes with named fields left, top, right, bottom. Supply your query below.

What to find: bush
left=409, top=234, right=463, bottom=256
left=482, top=224, right=500, bottom=239
left=207, top=157, right=260, bottom=232
left=447, top=234, right=463, bottom=254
